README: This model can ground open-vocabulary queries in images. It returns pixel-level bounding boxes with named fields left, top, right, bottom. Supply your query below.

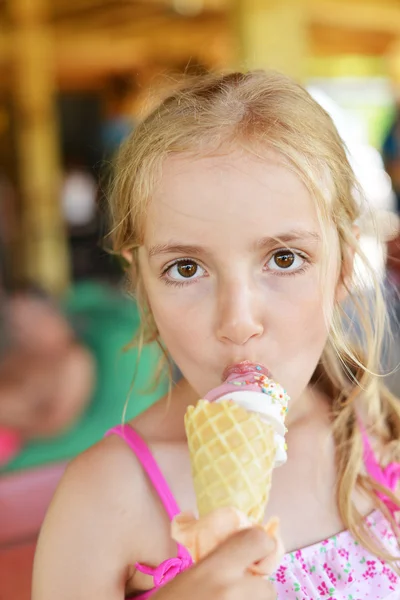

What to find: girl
left=33, top=71, right=400, bottom=599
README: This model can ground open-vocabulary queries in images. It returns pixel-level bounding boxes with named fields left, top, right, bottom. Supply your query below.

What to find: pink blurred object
left=0, top=461, right=67, bottom=600
left=0, top=427, right=23, bottom=466
left=0, top=461, right=67, bottom=545
left=0, top=541, right=36, bottom=600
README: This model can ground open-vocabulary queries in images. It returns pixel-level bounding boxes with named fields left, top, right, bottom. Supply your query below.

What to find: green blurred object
left=1, top=282, right=167, bottom=473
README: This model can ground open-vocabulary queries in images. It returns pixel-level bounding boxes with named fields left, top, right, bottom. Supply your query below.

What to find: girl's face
left=139, top=148, right=342, bottom=401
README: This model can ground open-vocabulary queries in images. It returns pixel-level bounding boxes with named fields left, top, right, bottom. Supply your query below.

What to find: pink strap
left=105, top=425, right=181, bottom=520
left=134, top=554, right=192, bottom=589
left=105, top=424, right=193, bottom=576
left=359, top=420, right=400, bottom=514
left=360, top=424, right=388, bottom=487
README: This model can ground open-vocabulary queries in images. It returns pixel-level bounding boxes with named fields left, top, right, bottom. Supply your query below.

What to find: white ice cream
left=216, top=390, right=288, bottom=467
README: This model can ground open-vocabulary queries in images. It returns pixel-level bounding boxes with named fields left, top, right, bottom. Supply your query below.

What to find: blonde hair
left=108, top=70, right=400, bottom=565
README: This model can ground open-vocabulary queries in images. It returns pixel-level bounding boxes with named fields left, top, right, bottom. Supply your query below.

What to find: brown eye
left=273, top=251, right=295, bottom=269
left=177, top=260, right=198, bottom=278
left=266, top=249, right=306, bottom=274
left=165, top=259, right=206, bottom=283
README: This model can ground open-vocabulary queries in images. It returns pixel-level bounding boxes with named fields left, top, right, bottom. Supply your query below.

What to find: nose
left=216, top=279, right=264, bottom=346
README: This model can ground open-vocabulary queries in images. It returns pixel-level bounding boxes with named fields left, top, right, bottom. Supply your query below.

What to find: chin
left=179, top=370, right=218, bottom=398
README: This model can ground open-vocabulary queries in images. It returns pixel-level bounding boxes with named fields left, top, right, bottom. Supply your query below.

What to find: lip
left=222, top=361, right=271, bottom=382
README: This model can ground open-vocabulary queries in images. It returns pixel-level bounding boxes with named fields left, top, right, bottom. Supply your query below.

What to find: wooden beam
left=232, top=0, right=309, bottom=80
left=9, top=0, right=70, bottom=294
left=2, top=1, right=400, bottom=84
left=50, top=0, right=227, bottom=21
left=308, top=0, right=400, bottom=34
left=51, top=2, right=163, bottom=29
left=52, top=14, right=229, bottom=75
left=1, top=6, right=228, bottom=66
left=310, top=24, right=395, bottom=56
left=0, top=19, right=8, bottom=68
left=1, top=27, right=229, bottom=88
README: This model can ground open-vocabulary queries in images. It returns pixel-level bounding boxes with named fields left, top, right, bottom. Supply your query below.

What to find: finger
left=171, top=512, right=197, bottom=550
left=249, top=518, right=283, bottom=576
left=204, top=526, right=276, bottom=578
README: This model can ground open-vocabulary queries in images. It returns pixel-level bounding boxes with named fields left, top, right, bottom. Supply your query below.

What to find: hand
left=153, top=527, right=277, bottom=600
left=172, top=507, right=283, bottom=575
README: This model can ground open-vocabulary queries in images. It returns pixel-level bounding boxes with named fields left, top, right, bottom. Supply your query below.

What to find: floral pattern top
left=271, top=509, right=400, bottom=599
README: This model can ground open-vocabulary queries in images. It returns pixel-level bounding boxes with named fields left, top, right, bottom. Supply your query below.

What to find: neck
left=285, top=384, right=330, bottom=429
left=176, top=377, right=198, bottom=407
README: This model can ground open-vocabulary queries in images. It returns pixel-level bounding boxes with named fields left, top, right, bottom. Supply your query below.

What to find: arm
left=32, top=436, right=145, bottom=600
left=33, top=434, right=280, bottom=600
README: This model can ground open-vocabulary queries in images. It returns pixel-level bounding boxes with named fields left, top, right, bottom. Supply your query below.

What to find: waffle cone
left=185, top=400, right=276, bottom=524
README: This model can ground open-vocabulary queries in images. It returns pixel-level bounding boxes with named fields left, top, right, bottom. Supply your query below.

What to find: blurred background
left=0, top=1, right=400, bottom=597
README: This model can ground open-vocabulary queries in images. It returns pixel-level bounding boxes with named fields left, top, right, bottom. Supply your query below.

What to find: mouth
left=222, top=361, right=272, bottom=382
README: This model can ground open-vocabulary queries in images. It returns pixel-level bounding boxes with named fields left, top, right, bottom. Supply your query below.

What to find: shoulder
left=43, top=432, right=149, bottom=538
left=32, top=433, right=149, bottom=599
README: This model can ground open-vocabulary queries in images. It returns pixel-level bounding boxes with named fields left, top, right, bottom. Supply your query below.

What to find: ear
left=335, top=225, right=360, bottom=304
left=121, top=249, right=138, bottom=282
left=121, top=249, right=133, bottom=265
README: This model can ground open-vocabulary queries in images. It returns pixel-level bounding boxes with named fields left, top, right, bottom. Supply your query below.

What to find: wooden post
left=8, top=0, right=70, bottom=294
left=232, top=0, right=309, bottom=81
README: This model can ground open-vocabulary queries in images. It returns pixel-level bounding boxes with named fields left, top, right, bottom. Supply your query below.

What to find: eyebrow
left=148, top=229, right=321, bottom=259
left=255, top=230, right=321, bottom=250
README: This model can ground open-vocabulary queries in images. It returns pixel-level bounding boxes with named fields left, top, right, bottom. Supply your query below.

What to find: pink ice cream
left=205, top=362, right=290, bottom=467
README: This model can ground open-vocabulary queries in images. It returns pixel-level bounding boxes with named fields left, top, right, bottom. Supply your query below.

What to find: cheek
left=289, top=262, right=336, bottom=325
left=268, top=275, right=335, bottom=393
left=145, top=282, right=211, bottom=355
left=280, top=285, right=330, bottom=339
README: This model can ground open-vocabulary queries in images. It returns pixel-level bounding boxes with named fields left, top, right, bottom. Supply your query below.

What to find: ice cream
left=172, top=364, right=289, bottom=573
left=184, top=362, right=290, bottom=523
left=205, top=363, right=289, bottom=467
